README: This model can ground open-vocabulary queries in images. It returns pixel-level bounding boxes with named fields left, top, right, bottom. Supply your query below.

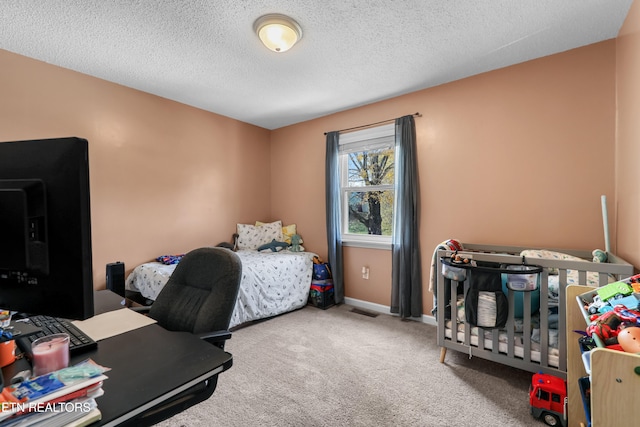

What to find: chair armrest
left=196, top=330, right=232, bottom=348
left=129, top=305, right=231, bottom=348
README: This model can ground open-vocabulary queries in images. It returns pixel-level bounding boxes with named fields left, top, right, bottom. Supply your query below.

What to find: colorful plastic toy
left=618, top=327, right=640, bottom=353
left=529, top=373, right=567, bottom=427
left=613, top=305, right=640, bottom=327
left=587, top=310, right=622, bottom=341
left=597, top=281, right=633, bottom=302
left=587, top=295, right=607, bottom=315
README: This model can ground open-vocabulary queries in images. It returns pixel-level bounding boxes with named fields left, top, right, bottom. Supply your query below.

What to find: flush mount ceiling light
left=253, top=14, right=302, bottom=53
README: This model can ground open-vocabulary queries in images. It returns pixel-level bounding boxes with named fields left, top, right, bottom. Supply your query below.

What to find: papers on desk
left=0, top=360, right=107, bottom=427
left=0, top=398, right=102, bottom=427
left=71, top=308, right=157, bottom=342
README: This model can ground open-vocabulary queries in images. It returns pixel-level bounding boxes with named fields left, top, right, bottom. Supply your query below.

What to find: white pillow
left=257, top=220, right=284, bottom=243
left=256, top=221, right=297, bottom=244
left=521, top=249, right=582, bottom=275
left=237, top=221, right=283, bottom=250
left=520, top=249, right=602, bottom=286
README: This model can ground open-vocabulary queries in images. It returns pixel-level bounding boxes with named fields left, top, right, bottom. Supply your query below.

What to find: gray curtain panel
left=325, top=131, right=344, bottom=304
left=390, top=115, right=423, bottom=318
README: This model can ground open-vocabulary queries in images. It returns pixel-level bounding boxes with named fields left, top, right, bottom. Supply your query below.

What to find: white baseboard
left=343, top=297, right=436, bottom=326
left=421, top=313, right=437, bottom=326
left=343, top=297, right=388, bottom=314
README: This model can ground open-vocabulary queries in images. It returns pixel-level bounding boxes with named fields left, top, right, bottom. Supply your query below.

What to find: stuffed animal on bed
left=258, top=239, right=289, bottom=252
left=290, top=234, right=305, bottom=252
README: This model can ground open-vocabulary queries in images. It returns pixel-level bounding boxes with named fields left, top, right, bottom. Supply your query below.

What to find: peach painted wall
left=0, top=38, right=621, bottom=316
left=0, top=49, right=272, bottom=288
left=616, top=0, right=640, bottom=271
left=271, top=41, right=617, bottom=315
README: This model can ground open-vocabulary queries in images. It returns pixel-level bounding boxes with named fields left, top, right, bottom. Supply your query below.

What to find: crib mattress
left=444, top=320, right=560, bottom=368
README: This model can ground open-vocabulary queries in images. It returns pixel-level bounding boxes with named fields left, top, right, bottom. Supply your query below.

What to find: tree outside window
left=346, top=148, right=394, bottom=235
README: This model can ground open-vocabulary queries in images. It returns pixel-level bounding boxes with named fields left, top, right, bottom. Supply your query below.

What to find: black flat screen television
left=0, top=137, right=94, bottom=320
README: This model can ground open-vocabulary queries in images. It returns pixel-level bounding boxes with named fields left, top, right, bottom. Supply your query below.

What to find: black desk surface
left=2, top=290, right=233, bottom=426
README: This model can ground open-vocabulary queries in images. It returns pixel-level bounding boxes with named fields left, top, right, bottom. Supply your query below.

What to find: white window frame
left=339, top=123, right=395, bottom=250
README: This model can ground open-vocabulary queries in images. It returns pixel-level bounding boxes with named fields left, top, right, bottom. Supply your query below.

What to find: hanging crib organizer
left=441, top=253, right=543, bottom=329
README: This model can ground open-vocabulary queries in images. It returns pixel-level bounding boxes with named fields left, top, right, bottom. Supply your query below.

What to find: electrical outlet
left=362, top=266, right=370, bottom=280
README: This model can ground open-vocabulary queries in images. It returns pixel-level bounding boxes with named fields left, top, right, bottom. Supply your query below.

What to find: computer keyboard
left=15, top=315, right=97, bottom=359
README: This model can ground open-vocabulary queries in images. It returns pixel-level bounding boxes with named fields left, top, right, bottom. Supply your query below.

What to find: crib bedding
left=445, top=283, right=561, bottom=367
left=444, top=320, right=561, bottom=367
left=445, top=298, right=561, bottom=368
left=126, top=249, right=316, bottom=328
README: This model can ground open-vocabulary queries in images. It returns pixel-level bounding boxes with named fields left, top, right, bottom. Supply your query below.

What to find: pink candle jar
left=31, top=333, right=70, bottom=377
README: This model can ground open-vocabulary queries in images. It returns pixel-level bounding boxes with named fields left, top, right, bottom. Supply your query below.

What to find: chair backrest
left=148, top=247, right=242, bottom=334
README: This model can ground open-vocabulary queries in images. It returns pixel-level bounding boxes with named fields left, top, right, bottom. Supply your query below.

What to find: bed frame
left=435, top=243, right=634, bottom=379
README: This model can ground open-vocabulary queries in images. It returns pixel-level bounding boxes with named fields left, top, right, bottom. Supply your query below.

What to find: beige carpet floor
left=155, top=304, right=545, bottom=427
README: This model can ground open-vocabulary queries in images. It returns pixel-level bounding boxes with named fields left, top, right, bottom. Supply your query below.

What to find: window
left=339, top=123, right=395, bottom=249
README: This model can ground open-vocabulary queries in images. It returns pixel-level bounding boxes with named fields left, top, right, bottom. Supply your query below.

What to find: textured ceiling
left=0, top=1, right=633, bottom=130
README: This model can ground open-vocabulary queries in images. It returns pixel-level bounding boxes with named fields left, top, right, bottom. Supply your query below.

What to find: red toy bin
left=309, top=279, right=334, bottom=309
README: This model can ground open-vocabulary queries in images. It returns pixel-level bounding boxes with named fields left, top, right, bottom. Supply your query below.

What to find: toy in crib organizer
left=592, top=249, right=607, bottom=263
left=440, top=252, right=472, bottom=282
left=450, top=252, right=470, bottom=264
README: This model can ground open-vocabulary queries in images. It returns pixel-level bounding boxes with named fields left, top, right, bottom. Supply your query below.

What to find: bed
left=126, top=249, right=317, bottom=329
left=434, top=243, right=634, bottom=379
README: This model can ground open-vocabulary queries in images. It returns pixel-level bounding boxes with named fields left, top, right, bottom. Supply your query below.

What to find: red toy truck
left=529, top=373, right=567, bottom=426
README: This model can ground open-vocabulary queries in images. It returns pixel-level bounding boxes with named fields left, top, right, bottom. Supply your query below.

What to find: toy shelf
left=567, top=285, right=640, bottom=427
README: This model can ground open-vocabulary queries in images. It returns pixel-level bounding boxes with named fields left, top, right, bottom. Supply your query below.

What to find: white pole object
left=601, top=195, right=611, bottom=253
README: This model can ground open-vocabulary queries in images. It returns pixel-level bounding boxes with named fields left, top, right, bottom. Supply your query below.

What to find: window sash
left=342, top=184, right=394, bottom=192
left=341, top=189, right=395, bottom=236
left=339, top=137, right=394, bottom=154
left=338, top=123, right=395, bottom=246
left=338, top=123, right=394, bottom=154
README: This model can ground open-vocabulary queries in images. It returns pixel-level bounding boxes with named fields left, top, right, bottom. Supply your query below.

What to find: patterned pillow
left=237, top=221, right=284, bottom=250
left=256, top=221, right=297, bottom=244
left=258, top=220, right=284, bottom=243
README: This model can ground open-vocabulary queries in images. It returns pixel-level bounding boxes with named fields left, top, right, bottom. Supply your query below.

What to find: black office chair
left=127, top=247, right=242, bottom=426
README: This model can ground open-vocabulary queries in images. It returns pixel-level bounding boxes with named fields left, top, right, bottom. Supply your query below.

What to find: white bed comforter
left=125, top=249, right=316, bottom=328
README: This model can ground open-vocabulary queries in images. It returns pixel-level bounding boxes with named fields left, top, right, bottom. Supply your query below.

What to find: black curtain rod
left=324, top=112, right=421, bottom=135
